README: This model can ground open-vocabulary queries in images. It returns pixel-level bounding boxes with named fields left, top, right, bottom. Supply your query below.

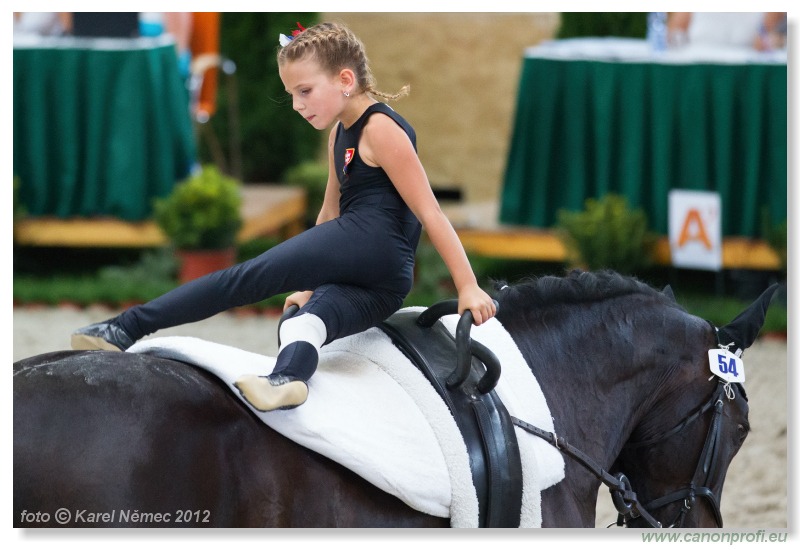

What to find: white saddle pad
left=128, top=308, right=564, bottom=527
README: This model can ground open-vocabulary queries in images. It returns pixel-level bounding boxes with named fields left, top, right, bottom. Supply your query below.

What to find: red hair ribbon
left=291, top=22, right=306, bottom=37
left=279, top=22, right=307, bottom=47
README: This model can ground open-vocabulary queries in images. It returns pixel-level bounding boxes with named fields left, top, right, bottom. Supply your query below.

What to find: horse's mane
left=494, top=269, right=675, bottom=313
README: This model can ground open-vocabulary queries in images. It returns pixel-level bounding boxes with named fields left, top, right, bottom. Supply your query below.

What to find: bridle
left=512, top=378, right=744, bottom=528
left=618, top=379, right=743, bottom=528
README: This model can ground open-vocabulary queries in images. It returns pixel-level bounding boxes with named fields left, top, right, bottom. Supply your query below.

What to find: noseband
left=512, top=379, right=743, bottom=528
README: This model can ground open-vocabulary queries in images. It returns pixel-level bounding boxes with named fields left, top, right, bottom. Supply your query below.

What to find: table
left=14, top=35, right=196, bottom=221
left=500, top=38, right=787, bottom=238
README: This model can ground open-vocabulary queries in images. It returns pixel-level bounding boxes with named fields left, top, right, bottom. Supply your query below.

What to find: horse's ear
left=717, top=283, right=783, bottom=354
left=661, top=284, right=676, bottom=302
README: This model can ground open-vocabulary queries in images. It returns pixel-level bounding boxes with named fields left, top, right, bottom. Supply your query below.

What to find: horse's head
left=612, top=284, right=781, bottom=528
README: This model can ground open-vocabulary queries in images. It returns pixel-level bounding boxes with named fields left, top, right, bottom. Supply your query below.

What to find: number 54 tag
left=708, top=349, right=745, bottom=383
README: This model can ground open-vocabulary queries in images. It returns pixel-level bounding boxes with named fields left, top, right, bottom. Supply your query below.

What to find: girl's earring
left=343, top=90, right=350, bottom=97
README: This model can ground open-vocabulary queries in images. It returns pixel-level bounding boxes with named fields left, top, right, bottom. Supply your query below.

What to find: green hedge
left=557, top=12, right=647, bottom=39
left=201, top=13, right=323, bottom=183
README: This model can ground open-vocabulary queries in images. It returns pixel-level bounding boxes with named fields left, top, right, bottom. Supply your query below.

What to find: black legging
left=118, top=195, right=418, bottom=349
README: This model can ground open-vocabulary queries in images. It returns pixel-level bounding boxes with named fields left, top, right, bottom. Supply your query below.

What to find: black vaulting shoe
left=233, top=373, right=309, bottom=412
left=71, top=317, right=135, bottom=352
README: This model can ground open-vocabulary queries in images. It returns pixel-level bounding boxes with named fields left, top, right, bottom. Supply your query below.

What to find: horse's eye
left=737, top=423, right=749, bottom=441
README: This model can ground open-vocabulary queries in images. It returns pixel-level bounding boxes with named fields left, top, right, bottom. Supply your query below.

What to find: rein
left=511, top=380, right=736, bottom=528
left=510, top=416, right=665, bottom=527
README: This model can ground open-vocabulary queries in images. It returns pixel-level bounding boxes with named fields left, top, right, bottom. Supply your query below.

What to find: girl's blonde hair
left=278, top=22, right=409, bottom=102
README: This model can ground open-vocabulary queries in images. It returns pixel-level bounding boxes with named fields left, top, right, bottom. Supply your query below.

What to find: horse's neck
left=527, top=342, right=648, bottom=453
left=510, top=316, right=664, bottom=526
left=509, top=304, right=703, bottom=478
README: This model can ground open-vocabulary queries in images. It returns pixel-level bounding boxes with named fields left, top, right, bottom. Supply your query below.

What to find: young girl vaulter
left=72, top=21, right=497, bottom=412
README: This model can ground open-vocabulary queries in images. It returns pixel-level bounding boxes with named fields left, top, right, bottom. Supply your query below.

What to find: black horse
left=13, top=271, right=780, bottom=527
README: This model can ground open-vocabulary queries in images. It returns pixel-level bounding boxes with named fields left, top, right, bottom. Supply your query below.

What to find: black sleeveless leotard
left=119, top=103, right=422, bottom=346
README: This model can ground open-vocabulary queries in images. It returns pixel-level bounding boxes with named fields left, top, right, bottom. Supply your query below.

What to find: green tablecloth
left=500, top=38, right=787, bottom=237
left=14, top=36, right=196, bottom=221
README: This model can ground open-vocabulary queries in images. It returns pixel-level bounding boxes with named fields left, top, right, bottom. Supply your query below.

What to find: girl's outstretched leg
left=69, top=225, right=341, bottom=351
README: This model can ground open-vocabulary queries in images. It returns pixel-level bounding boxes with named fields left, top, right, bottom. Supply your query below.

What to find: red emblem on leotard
left=343, top=148, right=355, bottom=176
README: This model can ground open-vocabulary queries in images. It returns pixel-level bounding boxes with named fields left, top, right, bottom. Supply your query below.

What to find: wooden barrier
left=14, top=185, right=307, bottom=248
left=443, top=202, right=781, bottom=270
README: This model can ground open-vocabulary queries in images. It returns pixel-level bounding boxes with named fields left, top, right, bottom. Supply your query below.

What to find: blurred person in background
left=13, top=12, right=70, bottom=36
left=668, top=12, right=787, bottom=51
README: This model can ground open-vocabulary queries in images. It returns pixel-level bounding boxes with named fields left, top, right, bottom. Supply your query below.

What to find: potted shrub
left=556, top=194, right=656, bottom=275
left=154, top=165, right=243, bottom=283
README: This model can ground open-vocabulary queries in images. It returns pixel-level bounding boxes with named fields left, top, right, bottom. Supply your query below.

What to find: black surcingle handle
left=417, top=299, right=501, bottom=394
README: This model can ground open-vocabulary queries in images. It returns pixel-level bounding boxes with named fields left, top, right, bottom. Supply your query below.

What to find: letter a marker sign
left=668, top=190, right=722, bottom=271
